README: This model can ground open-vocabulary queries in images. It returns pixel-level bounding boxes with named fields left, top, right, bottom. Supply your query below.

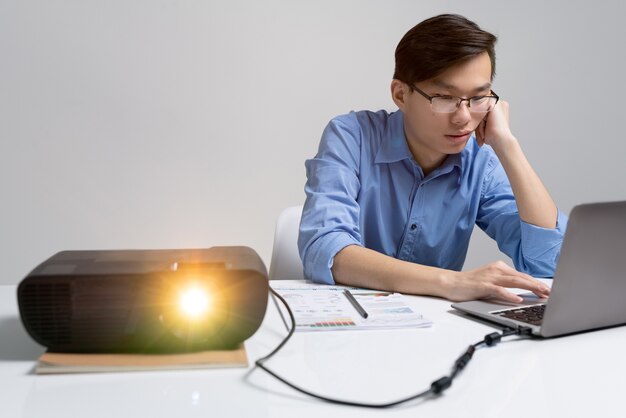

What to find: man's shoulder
left=318, top=109, right=400, bottom=164
left=326, top=110, right=400, bottom=152
left=329, top=109, right=397, bottom=132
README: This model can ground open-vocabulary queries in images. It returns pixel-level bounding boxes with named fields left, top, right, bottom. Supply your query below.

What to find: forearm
left=330, top=244, right=551, bottom=302
left=491, top=136, right=558, bottom=228
left=330, top=244, right=450, bottom=297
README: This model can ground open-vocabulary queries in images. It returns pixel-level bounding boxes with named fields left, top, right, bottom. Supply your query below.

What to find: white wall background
left=2, top=0, right=625, bottom=284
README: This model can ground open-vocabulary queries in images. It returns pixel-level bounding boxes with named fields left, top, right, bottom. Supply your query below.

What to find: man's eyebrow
left=432, top=80, right=492, bottom=94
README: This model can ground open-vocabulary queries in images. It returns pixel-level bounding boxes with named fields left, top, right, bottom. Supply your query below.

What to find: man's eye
left=434, top=95, right=454, bottom=100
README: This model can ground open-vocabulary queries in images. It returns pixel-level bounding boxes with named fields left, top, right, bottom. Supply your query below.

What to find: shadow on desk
left=0, top=316, right=45, bottom=361
left=446, top=309, right=505, bottom=330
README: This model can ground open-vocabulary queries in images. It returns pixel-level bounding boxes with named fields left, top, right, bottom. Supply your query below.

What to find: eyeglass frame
left=409, top=83, right=500, bottom=113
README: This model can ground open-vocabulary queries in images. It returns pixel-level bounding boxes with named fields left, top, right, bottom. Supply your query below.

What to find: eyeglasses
left=410, top=84, right=499, bottom=113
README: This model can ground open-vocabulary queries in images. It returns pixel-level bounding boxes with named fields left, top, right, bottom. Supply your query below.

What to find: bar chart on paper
left=270, top=281, right=432, bottom=331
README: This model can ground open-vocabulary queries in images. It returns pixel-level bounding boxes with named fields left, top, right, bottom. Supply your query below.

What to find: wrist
left=436, top=269, right=461, bottom=299
left=490, top=134, right=520, bottom=158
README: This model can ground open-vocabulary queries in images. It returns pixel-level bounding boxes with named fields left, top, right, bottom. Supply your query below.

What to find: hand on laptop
left=442, top=261, right=551, bottom=303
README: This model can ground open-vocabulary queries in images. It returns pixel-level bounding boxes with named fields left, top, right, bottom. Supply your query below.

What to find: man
left=298, top=14, right=568, bottom=303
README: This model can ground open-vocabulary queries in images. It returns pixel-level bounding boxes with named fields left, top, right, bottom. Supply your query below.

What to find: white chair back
left=268, top=206, right=304, bottom=280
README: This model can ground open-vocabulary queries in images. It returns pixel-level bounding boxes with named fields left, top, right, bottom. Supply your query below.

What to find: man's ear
left=390, top=79, right=408, bottom=111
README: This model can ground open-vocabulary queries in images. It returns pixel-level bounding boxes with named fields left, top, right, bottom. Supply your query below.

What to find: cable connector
left=516, top=326, right=533, bottom=336
left=430, top=376, right=452, bottom=394
left=454, top=345, right=475, bottom=370
left=484, top=332, right=502, bottom=346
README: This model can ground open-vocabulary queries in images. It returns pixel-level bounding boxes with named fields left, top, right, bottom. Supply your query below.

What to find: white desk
left=1, top=281, right=624, bottom=417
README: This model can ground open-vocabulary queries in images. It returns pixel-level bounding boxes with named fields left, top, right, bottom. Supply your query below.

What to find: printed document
left=271, top=281, right=432, bottom=331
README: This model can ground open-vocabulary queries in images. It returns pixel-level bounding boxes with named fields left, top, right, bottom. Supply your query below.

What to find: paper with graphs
left=271, top=281, right=432, bottom=332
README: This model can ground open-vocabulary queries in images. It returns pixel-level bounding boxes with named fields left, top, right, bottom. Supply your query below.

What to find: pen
left=343, top=289, right=369, bottom=319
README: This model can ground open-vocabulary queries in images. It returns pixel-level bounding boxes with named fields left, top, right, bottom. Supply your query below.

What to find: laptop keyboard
left=492, top=304, right=546, bottom=326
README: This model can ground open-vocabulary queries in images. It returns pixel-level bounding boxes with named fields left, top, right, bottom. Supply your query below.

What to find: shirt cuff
left=304, top=232, right=362, bottom=285
left=520, top=209, right=568, bottom=261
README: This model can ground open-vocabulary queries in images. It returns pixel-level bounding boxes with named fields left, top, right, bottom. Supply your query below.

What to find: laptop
left=452, top=201, right=626, bottom=338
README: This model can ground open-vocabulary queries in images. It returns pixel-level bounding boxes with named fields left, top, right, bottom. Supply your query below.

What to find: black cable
left=254, top=287, right=534, bottom=408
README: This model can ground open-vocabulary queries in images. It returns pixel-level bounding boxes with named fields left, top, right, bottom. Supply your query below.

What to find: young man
left=298, top=14, right=568, bottom=303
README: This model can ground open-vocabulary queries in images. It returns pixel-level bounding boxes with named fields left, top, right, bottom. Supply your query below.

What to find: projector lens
left=178, top=286, right=211, bottom=318
left=159, top=276, right=230, bottom=345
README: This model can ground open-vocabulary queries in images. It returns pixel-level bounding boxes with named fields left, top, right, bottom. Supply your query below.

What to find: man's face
left=397, top=52, right=493, bottom=166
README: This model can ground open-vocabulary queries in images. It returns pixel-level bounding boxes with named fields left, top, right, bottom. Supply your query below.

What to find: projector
left=17, top=246, right=269, bottom=353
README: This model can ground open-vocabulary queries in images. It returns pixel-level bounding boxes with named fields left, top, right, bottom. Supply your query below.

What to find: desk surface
left=1, top=280, right=624, bottom=417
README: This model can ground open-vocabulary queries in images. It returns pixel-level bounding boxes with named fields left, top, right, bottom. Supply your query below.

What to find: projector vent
left=20, top=282, right=72, bottom=345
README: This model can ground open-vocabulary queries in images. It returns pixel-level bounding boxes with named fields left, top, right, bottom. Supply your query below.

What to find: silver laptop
left=452, top=201, right=626, bottom=338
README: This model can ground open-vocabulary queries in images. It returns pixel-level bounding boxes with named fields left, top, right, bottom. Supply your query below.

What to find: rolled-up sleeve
left=298, top=115, right=364, bottom=284
left=476, top=155, right=568, bottom=277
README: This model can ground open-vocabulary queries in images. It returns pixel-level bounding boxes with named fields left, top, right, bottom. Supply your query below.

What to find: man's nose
left=451, top=101, right=472, bottom=125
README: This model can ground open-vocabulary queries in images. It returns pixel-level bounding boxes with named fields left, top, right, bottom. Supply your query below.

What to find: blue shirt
left=298, top=109, right=568, bottom=285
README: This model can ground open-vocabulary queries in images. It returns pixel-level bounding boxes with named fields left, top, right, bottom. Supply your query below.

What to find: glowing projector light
left=179, top=286, right=211, bottom=318
left=17, top=247, right=269, bottom=353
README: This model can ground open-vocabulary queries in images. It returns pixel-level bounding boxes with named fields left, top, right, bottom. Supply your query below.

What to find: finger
left=495, top=263, right=549, bottom=290
left=524, top=284, right=550, bottom=299
left=533, top=279, right=551, bottom=296
left=500, top=274, right=551, bottom=296
left=490, top=273, right=550, bottom=300
left=502, top=101, right=510, bottom=124
left=476, top=120, right=485, bottom=146
left=488, top=285, right=523, bottom=304
left=520, top=275, right=551, bottom=296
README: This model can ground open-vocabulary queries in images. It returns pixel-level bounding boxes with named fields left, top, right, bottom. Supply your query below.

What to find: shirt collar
left=375, top=110, right=465, bottom=176
left=438, top=151, right=463, bottom=175
left=374, top=110, right=413, bottom=164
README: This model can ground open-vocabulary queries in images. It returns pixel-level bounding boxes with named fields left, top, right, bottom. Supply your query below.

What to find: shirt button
left=410, top=223, right=417, bottom=230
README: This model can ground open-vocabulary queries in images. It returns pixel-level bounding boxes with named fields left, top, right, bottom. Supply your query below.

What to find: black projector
left=17, top=246, right=269, bottom=353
